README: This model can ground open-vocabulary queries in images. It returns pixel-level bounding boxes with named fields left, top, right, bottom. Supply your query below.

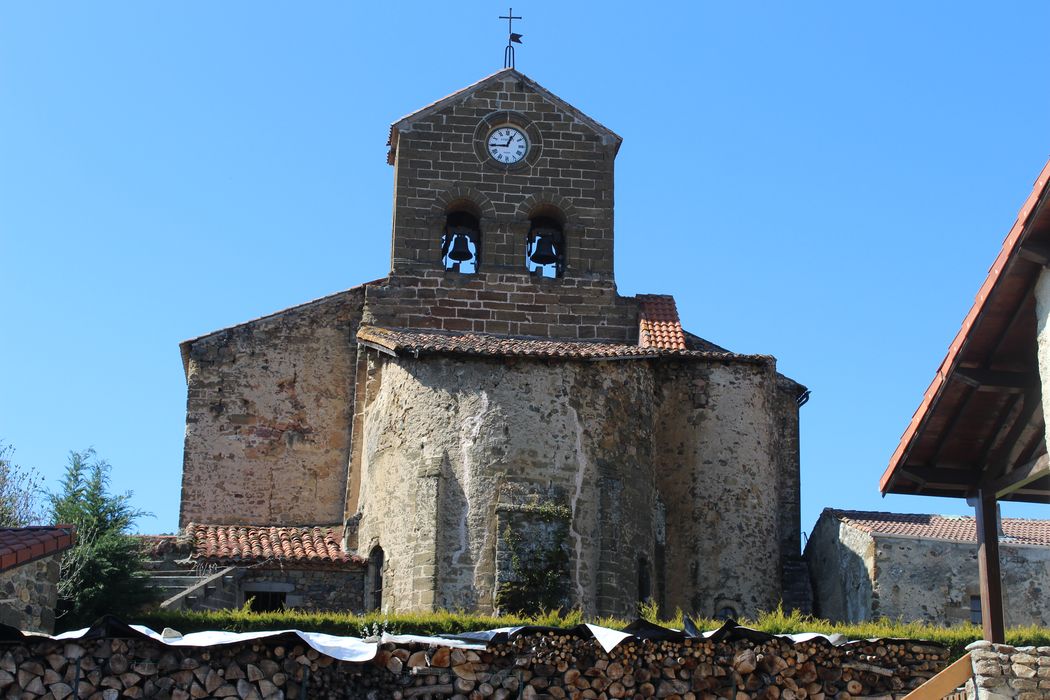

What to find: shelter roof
left=357, top=325, right=771, bottom=364
left=826, top=509, right=1050, bottom=547
left=189, top=524, right=362, bottom=566
left=881, top=159, right=1050, bottom=502
left=0, top=526, right=76, bottom=572
left=386, top=69, right=622, bottom=164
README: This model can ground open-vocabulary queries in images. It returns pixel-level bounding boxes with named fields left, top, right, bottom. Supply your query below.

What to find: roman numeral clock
left=487, top=126, right=528, bottom=164
left=471, top=112, right=542, bottom=170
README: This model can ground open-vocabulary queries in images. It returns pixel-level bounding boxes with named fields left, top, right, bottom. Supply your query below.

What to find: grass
left=126, top=604, right=1050, bottom=660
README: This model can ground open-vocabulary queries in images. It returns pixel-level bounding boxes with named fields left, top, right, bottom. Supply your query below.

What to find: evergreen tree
left=48, top=449, right=153, bottom=628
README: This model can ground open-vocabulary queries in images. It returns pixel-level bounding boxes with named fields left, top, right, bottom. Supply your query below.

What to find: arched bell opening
left=526, top=211, right=565, bottom=278
left=441, top=209, right=481, bottom=274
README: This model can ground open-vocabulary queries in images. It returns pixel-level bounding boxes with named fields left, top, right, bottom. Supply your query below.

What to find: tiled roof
left=827, top=509, right=1050, bottom=547
left=638, top=295, right=687, bottom=351
left=0, top=526, right=76, bottom=573
left=189, top=524, right=361, bottom=566
left=358, top=326, right=770, bottom=364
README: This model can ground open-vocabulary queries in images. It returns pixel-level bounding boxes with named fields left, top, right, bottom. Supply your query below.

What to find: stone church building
left=176, top=69, right=807, bottom=618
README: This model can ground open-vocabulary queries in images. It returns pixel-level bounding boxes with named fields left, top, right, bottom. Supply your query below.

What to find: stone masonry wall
left=0, top=629, right=948, bottom=700
left=966, top=640, right=1050, bottom=700
left=350, top=351, right=788, bottom=620
left=0, top=553, right=62, bottom=634
left=373, top=71, right=637, bottom=342
left=652, top=361, right=784, bottom=620
left=239, top=566, right=365, bottom=612
left=805, top=517, right=875, bottom=623
left=871, top=537, right=1050, bottom=627
left=351, top=354, right=659, bottom=618
left=363, top=272, right=640, bottom=343
left=806, top=516, right=1050, bottom=627
left=389, top=72, right=618, bottom=281
left=180, top=287, right=366, bottom=527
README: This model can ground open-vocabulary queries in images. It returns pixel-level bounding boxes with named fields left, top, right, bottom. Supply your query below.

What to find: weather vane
left=499, top=7, right=523, bottom=69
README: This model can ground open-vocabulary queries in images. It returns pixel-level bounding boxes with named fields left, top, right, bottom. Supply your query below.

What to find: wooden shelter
left=881, top=159, right=1050, bottom=642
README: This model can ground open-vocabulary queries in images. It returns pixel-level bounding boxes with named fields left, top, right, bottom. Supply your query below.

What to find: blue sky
left=2, top=2, right=1048, bottom=537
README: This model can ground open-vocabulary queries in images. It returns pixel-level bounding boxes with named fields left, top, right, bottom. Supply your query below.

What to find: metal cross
left=500, top=7, right=522, bottom=69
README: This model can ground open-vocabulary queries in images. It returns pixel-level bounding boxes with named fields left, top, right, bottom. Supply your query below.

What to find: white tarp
left=52, top=625, right=379, bottom=663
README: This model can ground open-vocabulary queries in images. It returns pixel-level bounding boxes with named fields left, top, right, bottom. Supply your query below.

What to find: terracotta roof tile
left=637, top=295, right=687, bottom=351
left=357, top=326, right=770, bottom=364
left=827, top=509, right=1050, bottom=546
left=189, top=524, right=361, bottom=565
left=0, top=526, right=76, bottom=573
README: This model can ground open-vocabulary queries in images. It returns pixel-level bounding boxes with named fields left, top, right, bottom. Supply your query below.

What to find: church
left=173, top=68, right=807, bottom=619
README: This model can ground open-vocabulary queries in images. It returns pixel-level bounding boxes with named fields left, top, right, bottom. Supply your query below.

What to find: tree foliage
left=48, top=449, right=154, bottom=628
left=0, top=441, right=42, bottom=527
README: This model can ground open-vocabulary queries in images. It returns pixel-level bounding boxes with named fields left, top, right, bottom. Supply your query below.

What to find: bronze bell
left=529, top=232, right=559, bottom=265
left=447, top=232, right=474, bottom=262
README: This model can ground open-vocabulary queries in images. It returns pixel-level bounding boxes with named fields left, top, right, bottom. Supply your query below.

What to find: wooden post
left=972, top=488, right=1005, bottom=643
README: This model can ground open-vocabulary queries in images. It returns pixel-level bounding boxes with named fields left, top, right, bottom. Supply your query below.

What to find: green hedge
left=124, top=606, right=1050, bottom=661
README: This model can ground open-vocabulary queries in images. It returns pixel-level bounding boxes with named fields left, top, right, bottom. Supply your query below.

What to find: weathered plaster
left=351, top=353, right=792, bottom=619
left=807, top=513, right=1050, bottom=626
left=805, top=516, right=875, bottom=622
left=180, top=288, right=365, bottom=527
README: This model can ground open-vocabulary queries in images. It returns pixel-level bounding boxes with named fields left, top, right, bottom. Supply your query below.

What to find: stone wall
left=966, top=641, right=1050, bottom=700
left=240, top=566, right=365, bottom=612
left=0, top=629, right=948, bottom=700
left=349, top=350, right=792, bottom=620
left=0, top=553, right=62, bottom=634
left=389, top=72, right=618, bottom=282
left=180, top=287, right=366, bottom=527
left=872, top=537, right=1050, bottom=627
left=806, top=516, right=1050, bottom=627
left=652, top=361, right=784, bottom=620
left=363, top=272, right=640, bottom=342
left=805, top=517, right=875, bottom=622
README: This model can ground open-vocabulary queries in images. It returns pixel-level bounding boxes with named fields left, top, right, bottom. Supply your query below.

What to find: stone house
left=144, top=525, right=364, bottom=612
left=805, top=509, right=1050, bottom=627
left=0, top=526, right=75, bottom=633
left=175, top=68, right=807, bottom=617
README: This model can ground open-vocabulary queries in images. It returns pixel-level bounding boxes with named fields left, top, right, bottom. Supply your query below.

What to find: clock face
left=487, top=126, right=529, bottom=164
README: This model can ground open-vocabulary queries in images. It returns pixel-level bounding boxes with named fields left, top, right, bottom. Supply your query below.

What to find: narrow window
left=442, top=211, right=481, bottom=273
left=369, top=545, right=385, bottom=612
left=970, top=595, right=982, bottom=625
left=526, top=216, right=564, bottom=278
left=638, top=556, right=652, bottom=605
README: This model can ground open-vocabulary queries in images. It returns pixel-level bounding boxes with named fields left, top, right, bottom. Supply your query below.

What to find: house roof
left=881, top=158, right=1050, bottom=502
left=189, top=524, right=362, bottom=566
left=826, top=509, right=1050, bottom=547
left=357, top=325, right=772, bottom=364
left=0, top=526, right=76, bottom=573
left=386, top=68, right=623, bottom=164
left=638, top=295, right=687, bottom=351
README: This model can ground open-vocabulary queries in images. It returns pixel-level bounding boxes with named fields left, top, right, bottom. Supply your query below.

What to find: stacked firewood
left=0, top=631, right=947, bottom=700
